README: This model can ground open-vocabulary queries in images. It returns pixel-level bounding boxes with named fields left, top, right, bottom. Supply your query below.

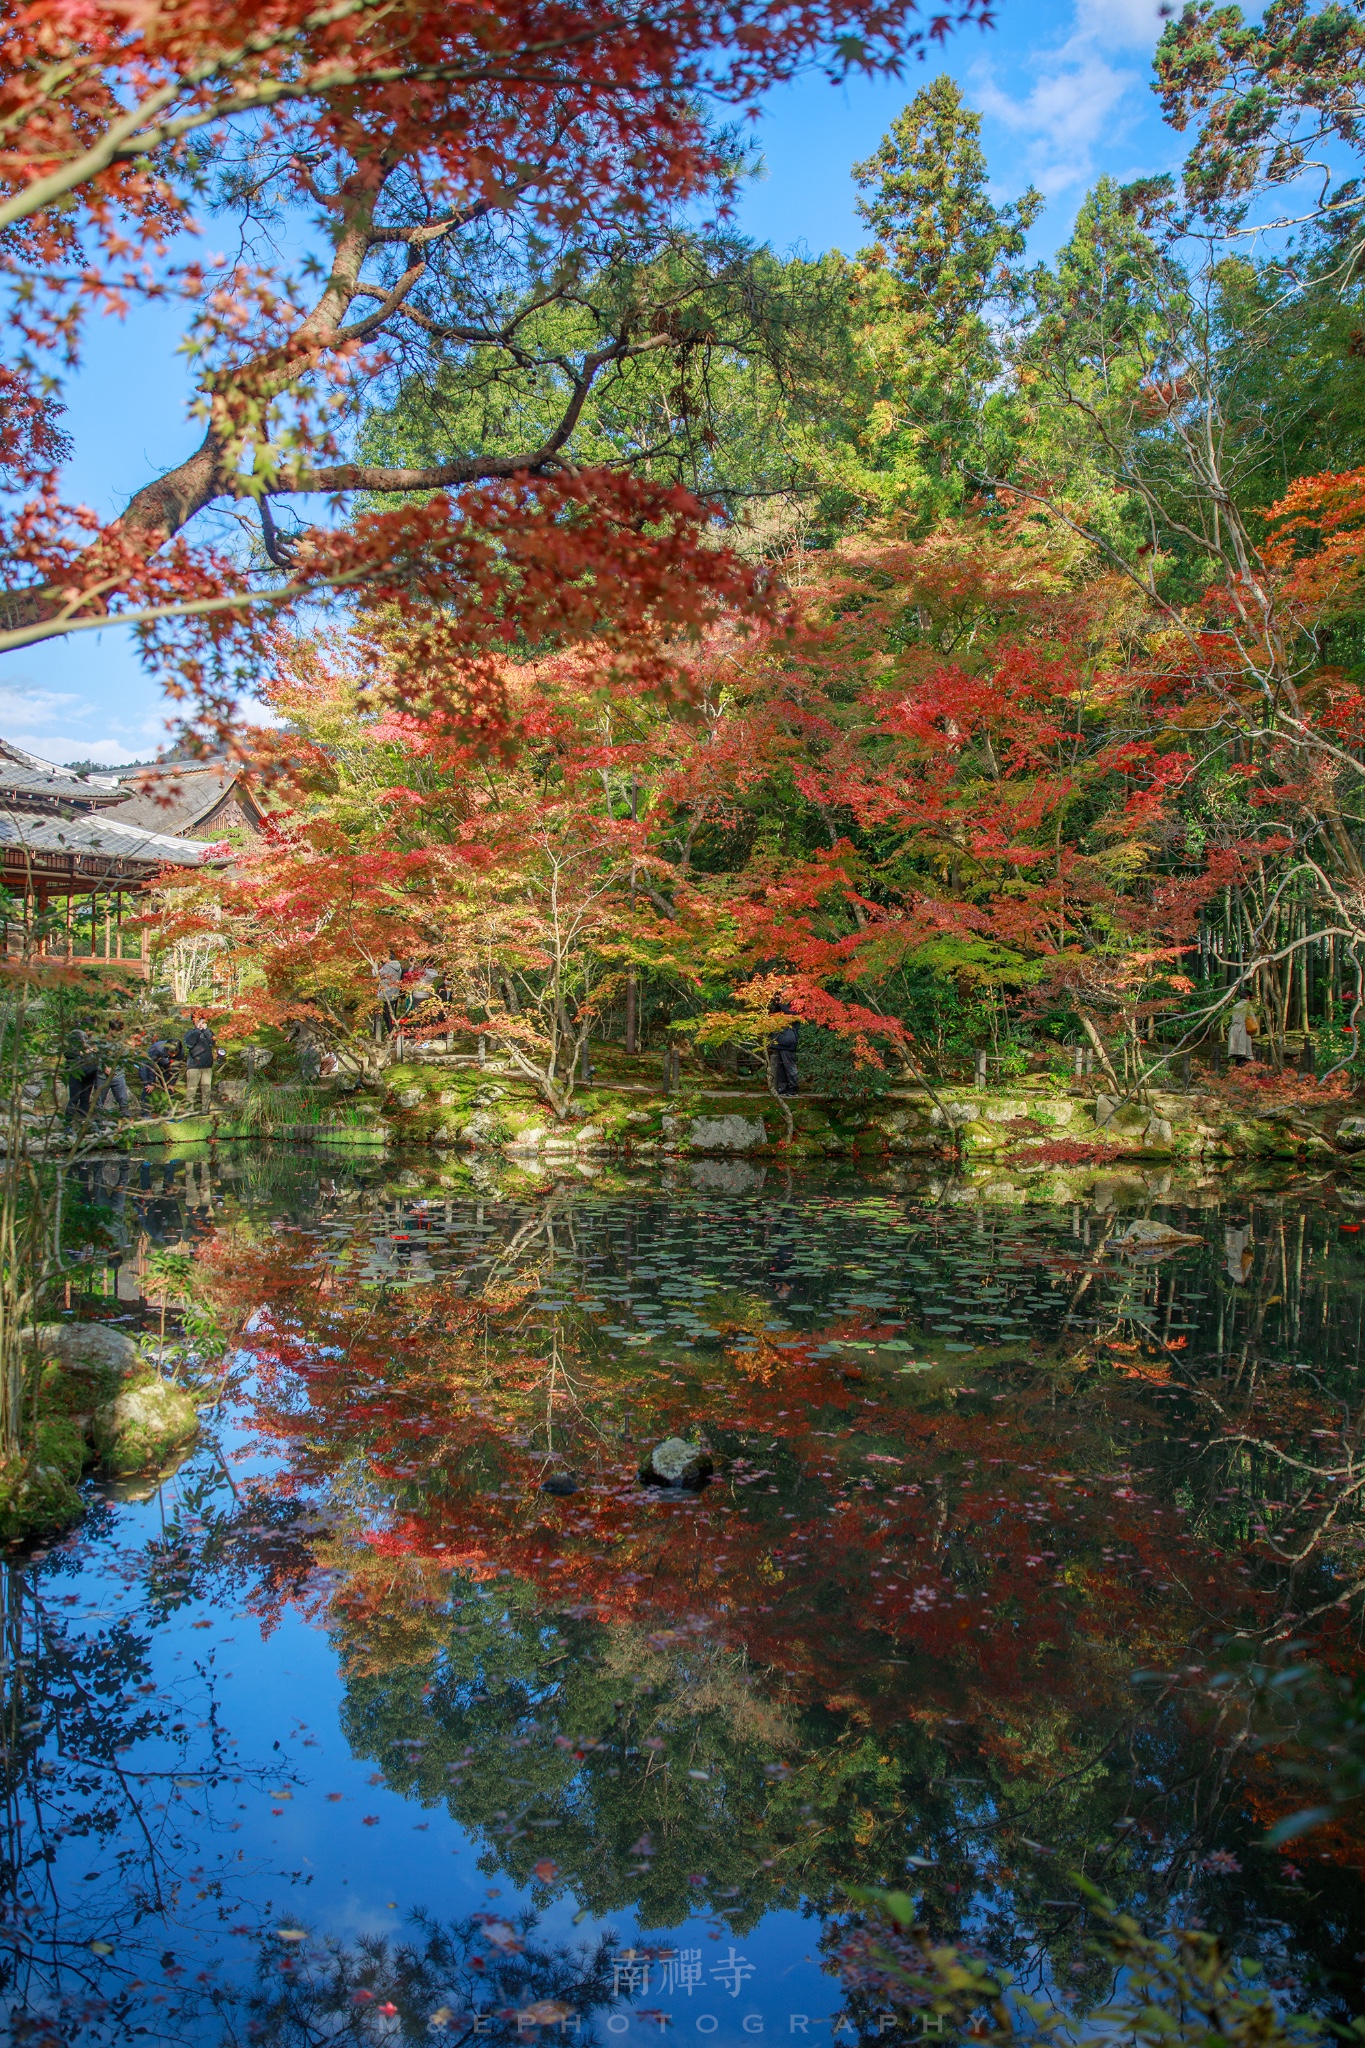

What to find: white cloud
left=972, top=0, right=1167, bottom=199
left=0, top=679, right=185, bottom=765
left=0, top=682, right=90, bottom=733
left=15, top=736, right=138, bottom=766
left=0, top=672, right=279, bottom=768
left=1074, top=0, right=1172, bottom=51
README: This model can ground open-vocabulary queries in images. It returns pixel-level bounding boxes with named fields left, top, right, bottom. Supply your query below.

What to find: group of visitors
left=61, top=1011, right=220, bottom=1127
left=374, top=956, right=442, bottom=1036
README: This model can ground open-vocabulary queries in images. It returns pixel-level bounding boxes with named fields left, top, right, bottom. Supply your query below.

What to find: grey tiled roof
left=0, top=810, right=213, bottom=867
left=0, top=761, right=124, bottom=807
left=98, top=769, right=241, bottom=835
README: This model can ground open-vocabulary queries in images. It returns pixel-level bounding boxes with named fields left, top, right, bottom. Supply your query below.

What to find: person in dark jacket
left=62, top=1021, right=99, bottom=1125
left=182, top=1012, right=217, bottom=1115
left=96, top=1016, right=131, bottom=1118
left=768, top=999, right=800, bottom=1096
left=135, top=1035, right=177, bottom=1113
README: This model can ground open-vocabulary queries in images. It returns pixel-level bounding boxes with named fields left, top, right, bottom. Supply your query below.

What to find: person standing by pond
left=61, top=1019, right=99, bottom=1125
left=96, top=1016, right=131, bottom=1119
left=182, top=1011, right=218, bottom=1114
left=1227, top=997, right=1260, bottom=1066
left=769, top=999, right=800, bottom=1097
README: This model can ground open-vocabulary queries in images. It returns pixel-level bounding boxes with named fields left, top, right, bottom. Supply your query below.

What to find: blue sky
left=1, top=0, right=1180, bottom=768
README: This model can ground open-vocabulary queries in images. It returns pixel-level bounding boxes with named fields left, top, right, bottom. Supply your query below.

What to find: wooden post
left=103, top=895, right=112, bottom=960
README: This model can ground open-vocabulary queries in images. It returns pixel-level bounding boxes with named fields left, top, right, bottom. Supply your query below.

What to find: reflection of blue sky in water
left=11, top=1438, right=843, bottom=2040
left=9, top=1152, right=1365, bottom=2036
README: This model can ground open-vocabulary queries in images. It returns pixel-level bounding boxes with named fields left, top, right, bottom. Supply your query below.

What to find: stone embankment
left=14, top=1053, right=1363, bottom=1197
left=362, top=1057, right=1351, bottom=1181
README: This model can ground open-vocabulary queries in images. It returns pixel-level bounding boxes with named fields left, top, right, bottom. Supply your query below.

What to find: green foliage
left=800, top=1023, right=894, bottom=1098
left=836, top=76, right=1042, bottom=526
left=359, top=227, right=856, bottom=530
left=145, top=1250, right=227, bottom=1354
left=847, top=1882, right=1339, bottom=2048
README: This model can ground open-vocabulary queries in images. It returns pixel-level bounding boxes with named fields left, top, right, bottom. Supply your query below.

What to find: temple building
left=0, top=741, right=234, bottom=975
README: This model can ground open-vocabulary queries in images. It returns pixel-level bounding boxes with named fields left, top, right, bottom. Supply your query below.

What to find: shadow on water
left=3, top=1149, right=1365, bottom=2042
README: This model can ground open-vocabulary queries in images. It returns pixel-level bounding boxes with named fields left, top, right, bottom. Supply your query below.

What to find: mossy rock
left=1225, top=1119, right=1298, bottom=1159
left=0, top=1418, right=86, bottom=1542
left=958, top=1119, right=1009, bottom=1153
left=28, top=1320, right=142, bottom=1382
left=92, top=1373, right=200, bottom=1478
left=849, top=1129, right=889, bottom=1155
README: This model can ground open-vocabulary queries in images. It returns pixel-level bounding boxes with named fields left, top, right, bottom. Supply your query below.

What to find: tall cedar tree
left=841, top=76, right=1041, bottom=524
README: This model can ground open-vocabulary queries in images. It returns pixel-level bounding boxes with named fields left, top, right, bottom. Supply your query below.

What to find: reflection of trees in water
left=14, top=1168, right=1365, bottom=2032
left=0, top=1495, right=627, bottom=2046
left=187, top=1196, right=1365, bottom=2007
left=319, top=1546, right=1364, bottom=2011
left=0, top=1540, right=281, bottom=2043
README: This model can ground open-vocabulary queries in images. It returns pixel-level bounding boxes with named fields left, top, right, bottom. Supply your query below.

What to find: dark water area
left=5, top=1150, right=1365, bottom=2043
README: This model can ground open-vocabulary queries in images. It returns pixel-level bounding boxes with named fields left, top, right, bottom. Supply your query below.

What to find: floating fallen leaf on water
left=276, top=1928, right=308, bottom=1943
left=362, top=1814, right=379, bottom=1826
left=475, top=1917, right=522, bottom=1951
left=532, top=1860, right=559, bottom=1882
left=429, top=2011, right=457, bottom=2031
left=90, top=1941, right=114, bottom=1957
left=521, top=2002, right=575, bottom=2025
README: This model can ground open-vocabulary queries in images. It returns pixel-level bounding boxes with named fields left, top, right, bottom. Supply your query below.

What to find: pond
left=4, top=1149, right=1364, bottom=2044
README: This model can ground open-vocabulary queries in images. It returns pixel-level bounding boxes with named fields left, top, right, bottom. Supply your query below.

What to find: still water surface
left=4, top=1150, right=1364, bottom=2042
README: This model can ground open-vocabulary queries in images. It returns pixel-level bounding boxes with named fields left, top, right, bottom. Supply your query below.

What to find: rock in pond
left=687, top=1115, right=766, bottom=1153
left=1110, top=1218, right=1203, bottom=1254
left=93, top=1377, right=200, bottom=1478
left=541, top=1471, right=578, bottom=1496
left=640, top=1437, right=713, bottom=1488
left=28, top=1321, right=141, bottom=1379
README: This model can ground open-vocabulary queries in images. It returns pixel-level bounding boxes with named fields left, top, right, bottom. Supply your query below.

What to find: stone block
left=688, top=1114, right=767, bottom=1152
left=28, top=1322, right=141, bottom=1380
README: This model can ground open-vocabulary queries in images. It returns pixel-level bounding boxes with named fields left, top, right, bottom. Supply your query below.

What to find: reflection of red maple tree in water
left=207, top=1231, right=1271, bottom=1736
